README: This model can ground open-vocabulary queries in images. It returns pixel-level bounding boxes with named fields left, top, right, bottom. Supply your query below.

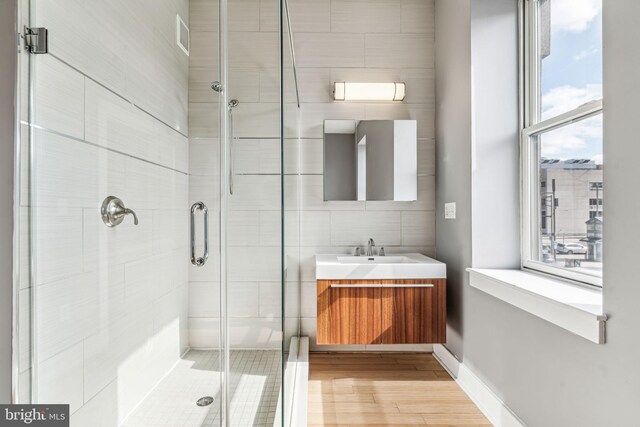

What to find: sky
left=540, top=0, right=603, bottom=164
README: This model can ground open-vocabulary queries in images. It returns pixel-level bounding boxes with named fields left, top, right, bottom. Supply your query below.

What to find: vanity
left=315, top=254, right=447, bottom=345
left=317, top=119, right=444, bottom=345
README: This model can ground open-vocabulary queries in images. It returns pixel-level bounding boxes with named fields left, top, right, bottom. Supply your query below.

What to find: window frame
left=520, top=0, right=604, bottom=287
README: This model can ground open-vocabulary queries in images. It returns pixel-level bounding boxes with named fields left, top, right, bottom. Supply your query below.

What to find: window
left=521, top=0, right=603, bottom=286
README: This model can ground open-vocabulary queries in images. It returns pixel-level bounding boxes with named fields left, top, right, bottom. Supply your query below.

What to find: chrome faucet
left=367, top=238, right=375, bottom=256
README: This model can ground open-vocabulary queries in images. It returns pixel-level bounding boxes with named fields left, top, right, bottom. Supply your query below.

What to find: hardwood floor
left=308, top=353, right=491, bottom=426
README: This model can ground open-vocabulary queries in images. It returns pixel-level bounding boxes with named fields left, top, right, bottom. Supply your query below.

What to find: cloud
left=541, top=84, right=602, bottom=120
left=573, top=47, right=598, bottom=61
left=551, top=0, right=601, bottom=33
left=541, top=126, right=586, bottom=157
left=591, top=154, right=603, bottom=165
left=540, top=115, right=602, bottom=160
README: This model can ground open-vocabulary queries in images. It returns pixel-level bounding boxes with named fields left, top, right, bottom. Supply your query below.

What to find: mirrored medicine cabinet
left=323, top=119, right=418, bottom=202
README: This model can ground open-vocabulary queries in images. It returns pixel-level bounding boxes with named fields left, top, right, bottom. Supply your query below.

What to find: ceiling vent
left=176, top=14, right=189, bottom=56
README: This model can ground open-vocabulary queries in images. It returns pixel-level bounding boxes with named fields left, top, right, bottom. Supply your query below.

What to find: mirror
left=323, top=119, right=417, bottom=201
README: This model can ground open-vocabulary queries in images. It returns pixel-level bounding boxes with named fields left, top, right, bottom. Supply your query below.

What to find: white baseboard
left=433, top=344, right=526, bottom=427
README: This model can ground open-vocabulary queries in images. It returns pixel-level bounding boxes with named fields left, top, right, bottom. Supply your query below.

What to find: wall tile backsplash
left=293, top=0, right=436, bottom=351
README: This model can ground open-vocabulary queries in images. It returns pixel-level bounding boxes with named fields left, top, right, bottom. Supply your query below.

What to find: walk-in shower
left=13, top=0, right=302, bottom=425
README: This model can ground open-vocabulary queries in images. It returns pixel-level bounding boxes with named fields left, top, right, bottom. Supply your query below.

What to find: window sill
left=467, top=268, right=606, bottom=344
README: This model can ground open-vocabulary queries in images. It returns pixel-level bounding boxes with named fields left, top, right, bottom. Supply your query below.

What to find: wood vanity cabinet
left=316, top=279, right=446, bottom=345
left=316, top=283, right=382, bottom=344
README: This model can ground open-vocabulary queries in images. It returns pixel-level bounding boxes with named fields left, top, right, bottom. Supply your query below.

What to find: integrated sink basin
left=316, top=253, right=446, bottom=280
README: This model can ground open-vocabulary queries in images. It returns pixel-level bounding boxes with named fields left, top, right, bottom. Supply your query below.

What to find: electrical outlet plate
left=445, top=202, right=456, bottom=219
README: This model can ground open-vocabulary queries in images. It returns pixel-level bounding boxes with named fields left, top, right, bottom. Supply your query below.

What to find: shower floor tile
left=122, top=350, right=281, bottom=427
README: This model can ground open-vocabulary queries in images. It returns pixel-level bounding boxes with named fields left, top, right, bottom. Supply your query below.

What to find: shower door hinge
left=24, top=26, right=48, bottom=54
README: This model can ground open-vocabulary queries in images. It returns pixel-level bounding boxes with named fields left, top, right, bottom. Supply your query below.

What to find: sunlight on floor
left=123, top=350, right=280, bottom=427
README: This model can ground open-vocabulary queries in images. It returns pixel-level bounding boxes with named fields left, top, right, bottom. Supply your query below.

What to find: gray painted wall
left=436, top=0, right=640, bottom=425
left=435, top=0, right=472, bottom=361
left=0, top=0, right=16, bottom=404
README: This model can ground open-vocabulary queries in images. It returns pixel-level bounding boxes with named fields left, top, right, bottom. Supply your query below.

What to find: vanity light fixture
left=333, top=82, right=406, bottom=101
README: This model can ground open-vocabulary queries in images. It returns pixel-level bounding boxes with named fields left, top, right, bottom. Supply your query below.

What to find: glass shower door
left=21, top=0, right=223, bottom=425
left=18, top=0, right=296, bottom=424
left=220, top=0, right=289, bottom=424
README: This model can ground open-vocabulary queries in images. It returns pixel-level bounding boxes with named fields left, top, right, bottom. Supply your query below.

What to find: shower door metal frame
left=10, top=0, right=24, bottom=405
left=218, top=0, right=230, bottom=424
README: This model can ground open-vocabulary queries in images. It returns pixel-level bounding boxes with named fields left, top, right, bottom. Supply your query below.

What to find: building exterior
left=584, top=216, right=604, bottom=261
left=540, top=158, right=604, bottom=238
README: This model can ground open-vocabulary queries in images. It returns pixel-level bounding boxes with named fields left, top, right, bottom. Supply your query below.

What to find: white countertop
left=315, top=253, right=447, bottom=280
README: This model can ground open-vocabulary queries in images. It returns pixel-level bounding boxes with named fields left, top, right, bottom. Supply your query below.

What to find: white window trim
left=520, top=0, right=604, bottom=287
left=521, top=102, right=603, bottom=287
left=468, top=268, right=606, bottom=344
left=468, top=1, right=606, bottom=344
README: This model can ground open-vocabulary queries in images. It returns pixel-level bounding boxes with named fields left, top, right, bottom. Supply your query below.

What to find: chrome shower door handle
left=228, top=103, right=235, bottom=195
left=190, top=202, right=209, bottom=267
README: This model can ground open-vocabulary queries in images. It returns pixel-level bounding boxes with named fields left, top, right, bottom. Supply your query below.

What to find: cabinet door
left=381, top=280, right=446, bottom=344
left=317, top=281, right=382, bottom=344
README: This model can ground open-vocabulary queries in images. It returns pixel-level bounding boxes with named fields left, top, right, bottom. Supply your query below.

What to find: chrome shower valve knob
left=101, top=196, right=139, bottom=227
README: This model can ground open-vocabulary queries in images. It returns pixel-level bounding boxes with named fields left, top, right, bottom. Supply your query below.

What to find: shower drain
left=196, top=396, right=214, bottom=407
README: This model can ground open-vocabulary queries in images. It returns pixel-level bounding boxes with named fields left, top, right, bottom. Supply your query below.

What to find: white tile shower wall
left=21, top=1, right=189, bottom=423
left=290, top=0, right=437, bottom=351
left=33, top=0, right=189, bottom=133
left=188, top=0, right=295, bottom=351
left=187, top=0, right=220, bottom=351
